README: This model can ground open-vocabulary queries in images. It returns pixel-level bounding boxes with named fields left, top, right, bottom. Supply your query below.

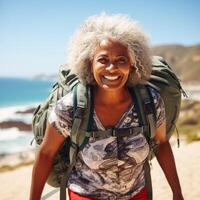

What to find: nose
left=106, top=62, right=117, bottom=72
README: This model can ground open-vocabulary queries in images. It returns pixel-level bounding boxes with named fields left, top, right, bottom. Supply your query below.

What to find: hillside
left=152, top=44, right=200, bottom=84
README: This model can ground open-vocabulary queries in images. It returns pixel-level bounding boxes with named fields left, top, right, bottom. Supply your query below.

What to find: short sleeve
left=149, top=87, right=166, bottom=128
left=48, top=92, right=73, bottom=137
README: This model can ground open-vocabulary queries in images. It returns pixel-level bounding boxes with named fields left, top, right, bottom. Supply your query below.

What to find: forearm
left=155, top=141, right=182, bottom=195
left=29, top=150, right=54, bottom=200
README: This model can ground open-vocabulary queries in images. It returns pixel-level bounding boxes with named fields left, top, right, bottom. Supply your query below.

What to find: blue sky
left=0, top=0, right=199, bottom=77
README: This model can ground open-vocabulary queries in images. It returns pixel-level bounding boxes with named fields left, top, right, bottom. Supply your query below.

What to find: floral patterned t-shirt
left=49, top=87, right=166, bottom=200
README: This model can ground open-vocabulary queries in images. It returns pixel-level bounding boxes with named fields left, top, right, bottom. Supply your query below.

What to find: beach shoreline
left=0, top=104, right=36, bottom=154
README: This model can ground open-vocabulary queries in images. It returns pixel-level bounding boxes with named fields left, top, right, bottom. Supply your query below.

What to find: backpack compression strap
left=85, top=126, right=144, bottom=139
left=59, top=66, right=80, bottom=92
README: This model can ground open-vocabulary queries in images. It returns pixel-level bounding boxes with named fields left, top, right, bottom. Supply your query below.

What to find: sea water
left=0, top=77, right=54, bottom=107
left=0, top=77, right=54, bottom=154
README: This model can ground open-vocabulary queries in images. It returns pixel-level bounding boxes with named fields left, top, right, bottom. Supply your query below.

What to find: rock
left=0, top=120, right=32, bottom=131
left=15, top=108, right=36, bottom=114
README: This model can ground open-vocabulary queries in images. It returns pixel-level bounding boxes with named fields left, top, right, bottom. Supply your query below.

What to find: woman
left=29, top=13, right=184, bottom=200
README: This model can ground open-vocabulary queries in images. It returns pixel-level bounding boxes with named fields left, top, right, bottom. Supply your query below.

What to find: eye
left=116, top=57, right=128, bottom=65
left=97, top=57, right=109, bottom=64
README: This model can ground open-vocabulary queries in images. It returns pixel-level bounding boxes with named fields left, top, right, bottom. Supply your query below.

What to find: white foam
left=0, top=128, right=30, bottom=141
left=0, top=103, right=39, bottom=123
left=0, top=128, right=34, bottom=154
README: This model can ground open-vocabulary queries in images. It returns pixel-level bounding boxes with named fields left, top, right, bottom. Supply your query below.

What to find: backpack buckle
left=112, top=129, right=116, bottom=137
left=74, top=107, right=85, bottom=118
left=91, top=131, right=99, bottom=141
left=92, top=132, right=95, bottom=139
left=71, top=141, right=79, bottom=150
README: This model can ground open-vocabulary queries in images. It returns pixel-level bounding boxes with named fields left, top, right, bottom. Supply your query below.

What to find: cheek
left=91, top=64, right=102, bottom=82
left=92, top=64, right=103, bottom=75
left=91, top=62, right=98, bottom=77
left=121, top=66, right=131, bottom=76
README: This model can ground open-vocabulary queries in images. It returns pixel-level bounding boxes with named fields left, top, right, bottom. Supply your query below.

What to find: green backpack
left=32, top=56, right=185, bottom=200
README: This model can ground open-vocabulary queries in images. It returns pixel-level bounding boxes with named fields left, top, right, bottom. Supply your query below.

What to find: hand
left=173, top=193, right=184, bottom=200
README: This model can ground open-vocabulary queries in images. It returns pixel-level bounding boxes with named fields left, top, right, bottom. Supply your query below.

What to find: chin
left=101, top=84, right=124, bottom=91
left=94, top=76, right=128, bottom=91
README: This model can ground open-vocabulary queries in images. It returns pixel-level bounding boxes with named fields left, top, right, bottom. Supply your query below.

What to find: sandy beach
left=0, top=139, right=199, bottom=200
left=151, top=140, right=200, bottom=200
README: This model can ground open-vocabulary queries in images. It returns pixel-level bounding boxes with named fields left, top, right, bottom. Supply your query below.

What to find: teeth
left=103, top=75, right=119, bottom=80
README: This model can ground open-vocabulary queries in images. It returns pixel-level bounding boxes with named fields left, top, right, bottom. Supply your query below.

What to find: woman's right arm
left=29, top=122, right=66, bottom=200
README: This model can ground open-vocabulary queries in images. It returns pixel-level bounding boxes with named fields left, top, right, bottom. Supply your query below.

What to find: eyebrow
left=115, top=55, right=128, bottom=58
left=96, top=54, right=108, bottom=57
left=96, top=54, right=128, bottom=58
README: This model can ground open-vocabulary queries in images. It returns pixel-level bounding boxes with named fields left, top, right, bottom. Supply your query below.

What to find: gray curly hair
left=67, top=13, right=152, bottom=86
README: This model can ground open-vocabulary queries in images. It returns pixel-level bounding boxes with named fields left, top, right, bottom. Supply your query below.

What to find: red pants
left=68, top=187, right=147, bottom=200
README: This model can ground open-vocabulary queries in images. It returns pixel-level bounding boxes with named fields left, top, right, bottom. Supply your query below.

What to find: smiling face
left=92, top=38, right=134, bottom=91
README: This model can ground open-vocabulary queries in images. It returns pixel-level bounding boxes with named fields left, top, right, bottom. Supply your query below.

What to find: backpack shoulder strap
left=60, top=83, right=91, bottom=200
left=133, top=85, right=156, bottom=141
left=71, top=83, right=90, bottom=147
left=133, top=85, right=156, bottom=200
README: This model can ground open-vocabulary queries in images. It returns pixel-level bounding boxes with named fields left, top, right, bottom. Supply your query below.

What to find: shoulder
left=53, top=91, right=74, bottom=122
left=55, top=91, right=74, bottom=110
left=48, top=91, right=74, bottom=132
left=48, top=91, right=75, bottom=137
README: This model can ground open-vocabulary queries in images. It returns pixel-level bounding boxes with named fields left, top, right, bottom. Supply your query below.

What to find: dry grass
left=176, top=99, right=200, bottom=143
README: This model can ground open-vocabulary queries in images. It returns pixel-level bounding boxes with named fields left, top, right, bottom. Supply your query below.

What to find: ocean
left=0, top=77, right=54, bottom=107
left=0, top=77, right=54, bottom=154
left=0, top=77, right=200, bottom=154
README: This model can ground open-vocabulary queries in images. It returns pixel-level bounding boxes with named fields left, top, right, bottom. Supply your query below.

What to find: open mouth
left=103, top=75, right=121, bottom=81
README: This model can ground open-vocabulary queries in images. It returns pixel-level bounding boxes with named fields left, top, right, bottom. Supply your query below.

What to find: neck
left=93, top=86, right=131, bottom=106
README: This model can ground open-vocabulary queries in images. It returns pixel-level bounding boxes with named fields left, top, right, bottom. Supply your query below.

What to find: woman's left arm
left=154, top=121, right=184, bottom=200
